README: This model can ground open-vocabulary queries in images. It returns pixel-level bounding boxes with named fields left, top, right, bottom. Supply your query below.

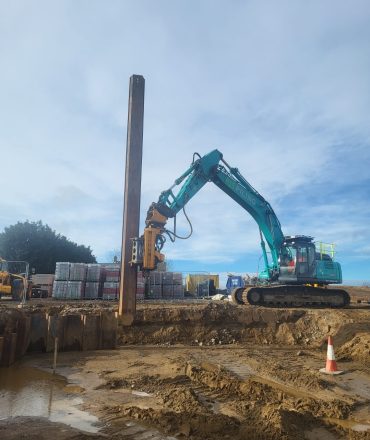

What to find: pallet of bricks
left=102, top=264, right=120, bottom=300
left=102, top=264, right=145, bottom=301
left=137, top=271, right=145, bottom=300
left=85, top=264, right=103, bottom=299
left=53, top=262, right=86, bottom=299
left=147, top=271, right=183, bottom=299
left=53, top=262, right=103, bottom=299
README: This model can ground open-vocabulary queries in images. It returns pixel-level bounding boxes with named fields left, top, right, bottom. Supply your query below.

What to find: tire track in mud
left=99, top=361, right=356, bottom=439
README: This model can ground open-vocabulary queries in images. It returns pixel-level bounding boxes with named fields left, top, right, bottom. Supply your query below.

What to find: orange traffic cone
left=319, top=336, right=343, bottom=375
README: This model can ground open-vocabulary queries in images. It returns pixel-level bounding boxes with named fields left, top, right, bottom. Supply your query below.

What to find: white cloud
left=0, top=1, right=369, bottom=277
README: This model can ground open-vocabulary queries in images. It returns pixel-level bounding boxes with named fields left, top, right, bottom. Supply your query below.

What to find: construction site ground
left=1, top=286, right=370, bottom=440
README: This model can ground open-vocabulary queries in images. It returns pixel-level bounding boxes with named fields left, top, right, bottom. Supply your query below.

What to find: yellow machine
left=0, top=257, right=30, bottom=300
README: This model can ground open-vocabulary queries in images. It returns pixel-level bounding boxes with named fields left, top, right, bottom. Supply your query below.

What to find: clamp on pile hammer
left=131, top=204, right=167, bottom=272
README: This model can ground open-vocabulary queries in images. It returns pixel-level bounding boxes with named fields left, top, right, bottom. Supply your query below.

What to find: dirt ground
left=1, top=292, right=370, bottom=439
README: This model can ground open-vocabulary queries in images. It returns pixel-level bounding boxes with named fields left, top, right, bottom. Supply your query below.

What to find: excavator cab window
left=279, top=240, right=316, bottom=282
left=296, top=243, right=316, bottom=278
left=279, top=245, right=297, bottom=282
left=280, top=246, right=296, bottom=268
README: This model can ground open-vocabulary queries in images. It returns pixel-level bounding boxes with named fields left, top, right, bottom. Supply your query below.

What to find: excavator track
left=231, top=285, right=350, bottom=308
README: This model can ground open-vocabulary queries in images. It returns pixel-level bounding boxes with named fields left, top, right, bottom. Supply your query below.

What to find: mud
left=42, top=341, right=368, bottom=440
left=0, top=297, right=370, bottom=439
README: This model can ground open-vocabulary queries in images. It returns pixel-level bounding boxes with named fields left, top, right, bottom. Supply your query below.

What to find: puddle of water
left=334, top=371, right=370, bottom=400
left=352, top=404, right=370, bottom=424
left=305, top=427, right=338, bottom=440
left=325, top=417, right=370, bottom=433
left=132, top=390, right=152, bottom=397
left=0, top=365, right=100, bottom=433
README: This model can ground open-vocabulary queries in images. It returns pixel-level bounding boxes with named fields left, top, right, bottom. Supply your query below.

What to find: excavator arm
left=133, top=149, right=284, bottom=279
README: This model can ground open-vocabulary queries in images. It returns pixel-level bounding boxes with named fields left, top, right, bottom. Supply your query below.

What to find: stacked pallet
left=173, top=272, right=184, bottom=298
left=52, top=280, right=68, bottom=298
left=68, top=281, right=85, bottom=299
left=137, top=271, right=145, bottom=300
left=85, top=282, right=100, bottom=299
left=147, top=271, right=162, bottom=299
left=55, top=262, right=70, bottom=281
left=84, top=264, right=104, bottom=299
left=147, top=271, right=184, bottom=299
left=53, top=262, right=87, bottom=299
left=162, top=272, right=174, bottom=299
left=69, top=263, right=87, bottom=281
left=102, top=264, right=120, bottom=300
left=87, top=264, right=104, bottom=282
left=52, top=263, right=182, bottom=301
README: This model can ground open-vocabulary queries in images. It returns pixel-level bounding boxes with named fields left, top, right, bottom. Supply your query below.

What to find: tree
left=0, top=221, right=96, bottom=273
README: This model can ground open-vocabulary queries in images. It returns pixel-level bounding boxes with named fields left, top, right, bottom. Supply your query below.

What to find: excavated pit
left=0, top=299, right=370, bottom=439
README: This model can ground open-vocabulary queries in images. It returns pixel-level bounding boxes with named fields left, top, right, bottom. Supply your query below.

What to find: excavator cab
left=278, top=236, right=316, bottom=283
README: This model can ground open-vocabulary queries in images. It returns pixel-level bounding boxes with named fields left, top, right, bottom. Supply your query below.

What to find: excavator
left=131, top=149, right=350, bottom=308
left=0, top=257, right=30, bottom=301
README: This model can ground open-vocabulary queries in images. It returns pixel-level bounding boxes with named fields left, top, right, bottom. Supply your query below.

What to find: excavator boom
left=136, top=150, right=284, bottom=278
left=132, top=149, right=350, bottom=308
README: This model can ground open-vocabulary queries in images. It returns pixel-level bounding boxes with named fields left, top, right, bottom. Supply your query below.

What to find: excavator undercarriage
left=231, top=285, right=350, bottom=308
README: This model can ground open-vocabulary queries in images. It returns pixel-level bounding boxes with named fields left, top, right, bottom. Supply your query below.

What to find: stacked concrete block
left=146, top=271, right=184, bottom=300
left=147, top=284, right=162, bottom=299
left=173, top=272, right=183, bottom=285
left=67, top=281, right=85, bottom=299
left=147, top=271, right=162, bottom=299
left=52, top=280, right=69, bottom=299
left=105, top=265, right=120, bottom=282
left=162, top=284, right=173, bottom=299
left=137, top=271, right=145, bottom=300
left=149, top=271, right=162, bottom=285
left=84, top=264, right=103, bottom=299
left=162, top=272, right=173, bottom=285
left=55, top=262, right=70, bottom=281
left=102, top=281, right=119, bottom=300
left=173, top=284, right=184, bottom=298
left=87, top=264, right=103, bottom=282
left=84, top=282, right=100, bottom=299
left=69, top=263, right=87, bottom=281
left=53, top=262, right=86, bottom=299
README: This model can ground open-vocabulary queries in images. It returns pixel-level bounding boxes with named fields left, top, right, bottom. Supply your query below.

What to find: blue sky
left=1, top=1, right=370, bottom=283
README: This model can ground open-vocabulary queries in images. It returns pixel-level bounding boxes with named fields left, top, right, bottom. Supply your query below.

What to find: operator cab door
left=296, top=244, right=316, bottom=281
left=278, top=241, right=316, bottom=283
left=278, top=246, right=297, bottom=283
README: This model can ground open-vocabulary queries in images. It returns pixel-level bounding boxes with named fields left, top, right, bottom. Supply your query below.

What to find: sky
left=1, top=1, right=370, bottom=283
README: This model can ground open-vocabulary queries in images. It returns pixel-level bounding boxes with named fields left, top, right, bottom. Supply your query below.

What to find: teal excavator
left=132, top=150, right=350, bottom=307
